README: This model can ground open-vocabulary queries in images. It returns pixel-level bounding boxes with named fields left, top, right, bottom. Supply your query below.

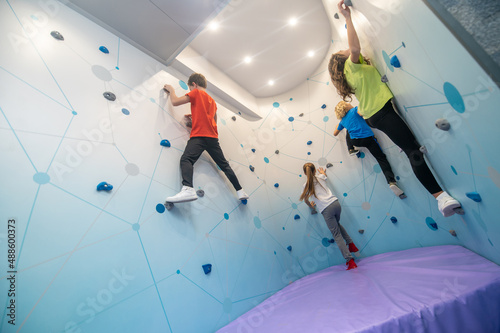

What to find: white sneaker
left=237, top=189, right=249, bottom=200
left=437, top=192, right=461, bottom=217
left=389, top=182, right=404, bottom=197
left=166, top=186, right=198, bottom=203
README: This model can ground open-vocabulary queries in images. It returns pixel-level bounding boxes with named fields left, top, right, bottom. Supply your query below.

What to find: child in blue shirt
left=334, top=101, right=405, bottom=198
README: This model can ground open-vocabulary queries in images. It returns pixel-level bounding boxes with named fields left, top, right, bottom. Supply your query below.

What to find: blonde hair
left=300, top=163, right=317, bottom=201
left=328, top=52, right=371, bottom=102
left=335, top=101, right=351, bottom=119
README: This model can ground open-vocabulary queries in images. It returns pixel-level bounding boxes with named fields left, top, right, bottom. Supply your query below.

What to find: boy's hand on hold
left=337, top=0, right=351, bottom=19
left=163, top=84, right=174, bottom=93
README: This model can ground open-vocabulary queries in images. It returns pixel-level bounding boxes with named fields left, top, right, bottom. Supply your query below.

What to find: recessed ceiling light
left=307, top=50, right=315, bottom=57
left=244, top=56, right=252, bottom=64
left=268, top=80, right=275, bottom=86
left=209, top=21, right=219, bottom=31
left=289, top=17, right=298, bottom=26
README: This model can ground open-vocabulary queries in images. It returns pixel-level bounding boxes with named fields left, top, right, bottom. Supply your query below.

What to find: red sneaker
left=348, top=243, right=359, bottom=253
left=346, top=259, right=357, bottom=270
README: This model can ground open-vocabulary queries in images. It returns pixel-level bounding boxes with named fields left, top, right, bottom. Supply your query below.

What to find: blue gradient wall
left=0, top=0, right=499, bottom=332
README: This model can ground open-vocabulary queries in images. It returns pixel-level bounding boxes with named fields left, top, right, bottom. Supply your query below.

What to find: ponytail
left=300, top=163, right=317, bottom=201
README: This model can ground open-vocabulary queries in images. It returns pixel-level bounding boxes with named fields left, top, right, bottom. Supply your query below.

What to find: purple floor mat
left=217, top=245, right=500, bottom=333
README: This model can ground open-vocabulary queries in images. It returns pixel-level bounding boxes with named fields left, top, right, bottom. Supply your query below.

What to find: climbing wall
left=0, top=0, right=499, bottom=333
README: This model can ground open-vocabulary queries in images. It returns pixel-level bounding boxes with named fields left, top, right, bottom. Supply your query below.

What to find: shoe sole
left=441, top=202, right=462, bottom=217
left=239, top=197, right=249, bottom=200
left=389, top=184, right=404, bottom=197
left=165, top=197, right=198, bottom=203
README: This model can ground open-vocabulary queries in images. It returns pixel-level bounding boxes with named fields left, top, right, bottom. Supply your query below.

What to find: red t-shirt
left=186, top=89, right=218, bottom=138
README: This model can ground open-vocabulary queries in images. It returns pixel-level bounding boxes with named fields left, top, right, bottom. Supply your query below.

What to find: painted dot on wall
left=224, top=213, right=229, bottom=220
left=343, top=193, right=348, bottom=197
left=290, top=98, right=293, bottom=101
left=382, top=50, right=394, bottom=72
left=359, top=152, right=365, bottom=158
left=240, top=144, right=244, bottom=148
left=288, top=117, right=294, bottom=122
left=125, top=163, right=139, bottom=176
left=91, top=65, right=112, bottom=81
left=31, top=15, right=38, bottom=20
left=322, top=238, right=331, bottom=247
left=220, top=118, right=226, bottom=125
left=282, top=227, right=285, bottom=230
left=367, top=216, right=370, bottom=219
left=264, top=157, right=269, bottom=163
left=307, top=152, right=311, bottom=155
left=115, top=66, right=119, bottom=70
left=274, top=251, right=277, bottom=255
left=122, top=108, right=130, bottom=115
left=318, top=157, right=327, bottom=165
left=72, top=111, right=77, bottom=115
left=488, top=166, right=500, bottom=188
left=451, top=165, right=458, bottom=175
left=33, top=172, right=50, bottom=184
left=443, top=82, right=465, bottom=113
left=323, top=116, right=329, bottom=122
left=273, top=102, right=280, bottom=108
left=291, top=203, right=298, bottom=209
left=362, top=202, right=371, bottom=210
left=373, top=164, right=382, bottom=173
left=176, top=269, right=180, bottom=274
left=254, top=216, right=262, bottom=229
left=179, top=80, right=188, bottom=90
left=223, top=298, right=233, bottom=313
left=156, top=204, right=165, bottom=213
left=150, top=98, right=156, bottom=103
left=132, top=223, right=140, bottom=231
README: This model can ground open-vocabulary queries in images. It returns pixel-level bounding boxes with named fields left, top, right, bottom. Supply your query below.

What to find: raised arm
left=163, top=84, right=190, bottom=106
left=333, top=128, right=341, bottom=136
left=338, top=0, right=360, bottom=63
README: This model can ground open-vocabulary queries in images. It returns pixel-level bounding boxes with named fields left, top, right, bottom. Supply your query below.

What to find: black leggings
left=364, top=100, right=442, bottom=194
left=351, top=136, right=395, bottom=184
left=180, top=137, right=242, bottom=191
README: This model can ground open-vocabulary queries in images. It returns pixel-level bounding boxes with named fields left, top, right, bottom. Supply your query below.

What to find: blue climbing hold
left=97, top=182, right=113, bottom=191
left=287, top=246, right=292, bottom=252
left=99, top=46, right=109, bottom=54
left=307, top=152, right=311, bottom=155
left=390, top=216, right=398, bottom=223
left=251, top=148, right=256, bottom=153
left=160, top=139, right=171, bottom=147
left=321, top=104, right=327, bottom=109
left=249, top=165, right=255, bottom=172
left=466, top=192, right=482, bottom=202
left=294, top=214, right=300, bottom=220
left=390, top=55, right=401, bottom=68
left=274, top=183, right=279, bottom=188
left=241, top=199, right=248, bottom=205
left=328, top=239, right=335, bottom=243
left=425, top=217, right=438, bottom=230
left=202, top=264, right=212, bottom=275
left=307, top=141, right=312, bottom=145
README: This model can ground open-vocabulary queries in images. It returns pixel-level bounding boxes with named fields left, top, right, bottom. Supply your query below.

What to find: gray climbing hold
left=299, top=113, right=304, bottom=117
left=103, top=92, right=116, bottom=101
left=164, top=202, right=174, bottom=210
left=326, top=163, right=333, bottom=168
left=275, top=150, right=279, bottom=154
left=311, top=209, right=317, bottom=215
left=231, top=116, right=236, bottom=121
left=196, top=189, right=205, bottom=197
left=435, top=118, right=450, bottom=131
left=344, top=0, right=352, bottom=6
left=419, top=145, right=428, bottom=154
left=334, top=13, right=339, bottom=19
left=381, top=75, right=388, bottom=83
left=449, top=230, right=457, bottom=237
left=50, top=31, right=64, bottom=41
left=358, top=229, right=364, bottom=234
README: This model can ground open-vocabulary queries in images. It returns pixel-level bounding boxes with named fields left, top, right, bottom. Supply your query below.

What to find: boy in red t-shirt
left=163, top=73, right=249, bottom=203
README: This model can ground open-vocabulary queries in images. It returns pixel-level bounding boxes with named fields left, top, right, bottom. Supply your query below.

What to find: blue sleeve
left=337, top=122, right=344, bottom=131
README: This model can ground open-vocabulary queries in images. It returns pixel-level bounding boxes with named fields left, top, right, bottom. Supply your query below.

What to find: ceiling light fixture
left=268, top=80, right=275, bottom=86
left=289, top=17, right=298, bottom=26
left=209, top=21, right=219, bottom=31
left=244, top=56, right=252, bottom=64
left=307, top=50, right=315, bottom=57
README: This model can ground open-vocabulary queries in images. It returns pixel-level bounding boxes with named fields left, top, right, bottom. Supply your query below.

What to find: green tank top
left=344, top=55, right=393, bottom=119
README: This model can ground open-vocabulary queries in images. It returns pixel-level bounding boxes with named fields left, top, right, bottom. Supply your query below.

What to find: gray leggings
left=321, top=201, right=353, bottom=262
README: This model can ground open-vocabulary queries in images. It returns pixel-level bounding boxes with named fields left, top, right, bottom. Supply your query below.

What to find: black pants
left=180, top=137, right=242, bottom=191
left=364, top=100, right=442, bottom=194
left=346, top=131, right=354, bottom=150
left=351, top=136, right=395, bottom=184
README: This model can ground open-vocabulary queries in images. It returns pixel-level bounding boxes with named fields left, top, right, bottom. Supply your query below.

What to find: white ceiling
left=64, top=0, right=333, bottom=99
